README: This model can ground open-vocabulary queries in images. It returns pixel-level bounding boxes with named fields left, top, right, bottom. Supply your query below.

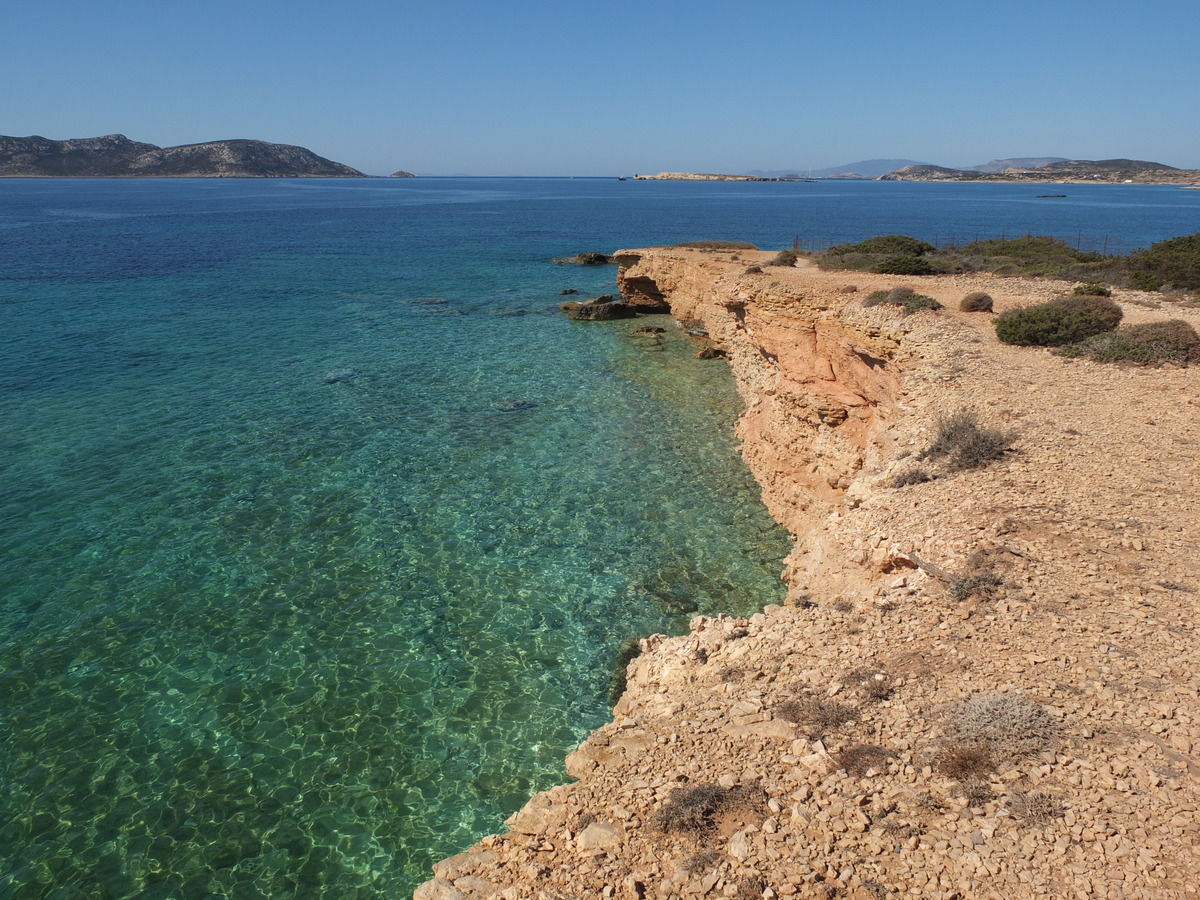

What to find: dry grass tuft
left=834, top=743, right=893, bottom=776
left=1010, top=789, right=1064, bottom=826
left=775, top=695, right=859, bottom=739
left=943, top=693, right=1058, bottom=764
left=655, top=783, right=767, bottom=838
left=845, top=667, right=895, bottom=702
left=922, top=408, right=1015, bottom=471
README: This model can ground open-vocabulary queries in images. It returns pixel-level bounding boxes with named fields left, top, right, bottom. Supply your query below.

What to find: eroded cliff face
left=416, top=249, right=1200, bottom=900
left=614, top=248, right=906, bottom=602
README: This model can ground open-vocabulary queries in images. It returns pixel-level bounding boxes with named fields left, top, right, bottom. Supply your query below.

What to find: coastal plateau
left=417, top=248, right=1200, bottom=899
left=0, top=134, right=367, bottom=177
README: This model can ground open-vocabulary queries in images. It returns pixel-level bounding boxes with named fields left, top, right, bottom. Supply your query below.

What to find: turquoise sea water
left=3, top=178, right=1199, bottom=899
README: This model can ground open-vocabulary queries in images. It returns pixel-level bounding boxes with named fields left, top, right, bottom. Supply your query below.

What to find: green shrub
left=826, top=234, right=935, bottom=256
left=876, top=254, right=938, bottom=276
left=960, top=291, right=993, bottom=312
left=950, top=571, right=1004, bottom=602
left=995, top=296, right=1122, bottom=346
left=1126, top=232, right=1200, bottom=291
left=863, top=289, right=891, bottom=307
left=948, top=235, right=1105, bottom=276
left=901, top=294, right=943, bottom=315
left=673, top=240, right=759, bottom=250
left=1059, top=319, right=1200, bottom=366
left=1073, top=282, right=1111, bottom=296
left=766, top=248, right=800, bottom=267
left=922, top=409, right=1014, bottom=471
left=864, top=286, right=942, bottom=314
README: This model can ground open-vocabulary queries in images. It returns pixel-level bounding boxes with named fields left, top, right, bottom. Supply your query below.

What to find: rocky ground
left=416, top=250, right=1200, bottom=900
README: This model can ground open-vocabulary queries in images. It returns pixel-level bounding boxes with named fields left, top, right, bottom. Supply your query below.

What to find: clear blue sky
left=6, top=0, right=1198, bottom=176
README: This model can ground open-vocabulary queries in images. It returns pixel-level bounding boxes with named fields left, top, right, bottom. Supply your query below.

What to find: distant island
left=879, top=158, right=1200, bottom=185
left=0, top=134, right=368, bottom=177
left=657, top=157, right=1198, bottom=185
left=631, top=172, right=813, bottom=182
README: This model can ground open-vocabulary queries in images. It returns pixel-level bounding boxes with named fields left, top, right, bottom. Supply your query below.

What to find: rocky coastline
left=417, top=248, right=1200, bottom=900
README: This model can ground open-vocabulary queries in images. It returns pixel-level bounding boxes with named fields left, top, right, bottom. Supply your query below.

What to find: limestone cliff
left=417, top=249, right=1200, bottom=900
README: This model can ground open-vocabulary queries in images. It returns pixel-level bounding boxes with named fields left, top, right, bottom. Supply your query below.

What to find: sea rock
left=553, top=252, right=615, bottom=266
left=561, top=295, right=638, bottom=320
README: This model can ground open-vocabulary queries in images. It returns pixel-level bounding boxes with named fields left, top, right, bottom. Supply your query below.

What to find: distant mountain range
left=0, top=134, right=367, bottom=177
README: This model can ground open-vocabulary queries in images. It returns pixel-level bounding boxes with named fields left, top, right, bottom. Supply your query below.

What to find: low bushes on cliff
left=876, top=254, right=939, bottom=276
left=1058, top=319, right=1200, bottom=366
left=1125, top=232, right=1200, bottom=291
left=655, top=783, right=767, bottom=837
left=921, top=408, right=1014, bottom=471
left=960, top=291, right=993, bottom=312
left=864, top=286, right=944, bottom=316
left=765, top=249, right=800, bottom=267
left=818, top=234, right=940, bottom=275
left=994, top=296, right=1122, bottom=346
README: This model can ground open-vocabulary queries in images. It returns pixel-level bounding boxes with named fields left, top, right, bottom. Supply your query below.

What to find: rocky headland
left=417, top=248, right=1200, bottom=900
left=0, top=134, right=367, bottom=177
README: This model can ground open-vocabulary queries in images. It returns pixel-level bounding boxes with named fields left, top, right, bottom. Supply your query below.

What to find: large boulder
left=561, top=295, right=638, bottom=320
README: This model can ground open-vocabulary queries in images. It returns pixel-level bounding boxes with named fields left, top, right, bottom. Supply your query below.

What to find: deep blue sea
left=2, top=177, right=1198, bottom=900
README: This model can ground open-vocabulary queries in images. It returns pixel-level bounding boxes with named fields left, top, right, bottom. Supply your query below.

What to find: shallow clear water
left=2, top=178, right=1198, bottom=899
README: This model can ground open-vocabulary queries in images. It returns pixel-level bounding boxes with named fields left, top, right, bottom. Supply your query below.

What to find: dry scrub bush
left=835, top=744, right=893, bottom=775
left=921, top=409, right=1015, bottom=471
left=949, top=571, right=1004, bottom=602
left=845, top=667, right=895, bottom=701
left=938, top=743, right=994, bottom=780
left=1059, top=319, right=1200, bottom=366
left=775, top=695, right=858, bottom=739
left=960, top=291, right=993, bottom=312
left=943, top=693, right=1057, bottom=764
left=890, top=467, right=932, bottom=488
left=1010, top=789, right=1064, bottom=826
left=655, top=783, right=767, bottom=838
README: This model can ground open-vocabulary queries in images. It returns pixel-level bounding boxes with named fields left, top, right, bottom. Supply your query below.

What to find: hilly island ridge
left=640, top=158, right=1200, bottom=185
left=0, top=134, right=368, bottom=178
